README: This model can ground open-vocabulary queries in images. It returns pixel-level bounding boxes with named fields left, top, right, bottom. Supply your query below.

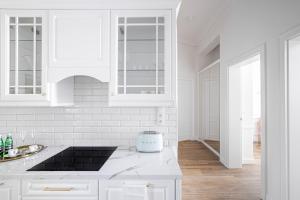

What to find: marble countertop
left=0, top=146, right=182, bottom=180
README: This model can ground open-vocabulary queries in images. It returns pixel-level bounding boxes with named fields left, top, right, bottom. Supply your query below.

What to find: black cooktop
left=27, top=146, right=117, bottom=171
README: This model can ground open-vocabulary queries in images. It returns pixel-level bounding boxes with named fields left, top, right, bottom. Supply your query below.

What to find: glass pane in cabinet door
left=9, top=17, right=15, bottom=24
left=158, top=25, right=165, bottom=92
left=9, top=25, right=16, bottom=94
left=19, top=17, right=33, bottom=24
left=19, top=87, right=33, bottom=94
left=36, top=25, right=42, bottom=91
left=118, top=87, right=124, bottom=94
left=36, top=17, right=42, bottom=24
left=127, top=17, right=156, bottom=24
left=126, top=25, right=156, bottom=88
left=36, top=87, right=41, bottom=94
left=126, top=87, right=156, bottom=94
left=158, top=17, right=164, bottom=24
left=158, top=87, right=164, bottom=94
left=18, top=26, right=34, bottom=94
left=118, top=25, right=125, bottom=93
left=9, top=87, right=15, bottom=94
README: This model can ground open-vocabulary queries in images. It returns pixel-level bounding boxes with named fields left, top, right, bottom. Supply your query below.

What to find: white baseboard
left=179, top=135, right=194, bottom=141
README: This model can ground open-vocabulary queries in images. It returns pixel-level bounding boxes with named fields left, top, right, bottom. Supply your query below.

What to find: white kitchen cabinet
left=0, top=180, right=20, bottom=200
left=109, top=10, right=175, bottom=107
left=22, top=179, right=98, bottom=200
left=99, top=180, right=175, bottom=200
left=0, top=10, right=49, bottom=103
left=48, top=10, right=110, bottom=83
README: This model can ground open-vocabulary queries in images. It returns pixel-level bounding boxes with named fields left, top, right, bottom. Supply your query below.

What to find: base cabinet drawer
left=99, top=180, right=175, bottom=200
left=0, top=180, right=20, bottom=200
left=22, top=180, right=98, bottom=200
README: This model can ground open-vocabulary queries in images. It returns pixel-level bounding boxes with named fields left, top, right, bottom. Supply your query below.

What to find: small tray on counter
left=0, top=144, right=47, bottom=163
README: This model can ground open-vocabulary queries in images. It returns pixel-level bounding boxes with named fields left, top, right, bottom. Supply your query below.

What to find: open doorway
left=228, top=50, right=265, bottom=199
left=240, top=55, right=261, bottom=165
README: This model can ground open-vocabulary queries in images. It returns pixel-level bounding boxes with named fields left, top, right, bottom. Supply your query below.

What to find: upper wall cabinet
left=0, top=10, right=49, bottom=103
left=48, top=10, right=110, bottom=83
left=109, top=10, right=175, bottom=107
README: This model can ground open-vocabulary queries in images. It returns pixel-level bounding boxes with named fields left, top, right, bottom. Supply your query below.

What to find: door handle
left=43, top=187, right=73, bottom=192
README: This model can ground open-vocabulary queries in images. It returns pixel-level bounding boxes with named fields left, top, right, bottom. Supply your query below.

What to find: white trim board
left=279, top=24, right=300, bottom=200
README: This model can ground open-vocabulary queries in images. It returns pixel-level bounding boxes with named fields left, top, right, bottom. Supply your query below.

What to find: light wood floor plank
left=178, top=140, right=261, bottom=200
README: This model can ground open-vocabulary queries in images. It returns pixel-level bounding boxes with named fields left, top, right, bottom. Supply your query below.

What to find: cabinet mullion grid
left=118, top=16, right=165, bottom=95
left=9, top=16, right=40, bottom=95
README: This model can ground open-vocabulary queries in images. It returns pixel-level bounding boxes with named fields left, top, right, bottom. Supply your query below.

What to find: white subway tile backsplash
left=101, top=120, right=121, bottom=127
left=140, top=108, right=156, bottom=114
left=168, top=114, right=177, bottom=120
left=102, top=107, right=120, bottom=114
left=0, top=121, right=6, bottom=127
left=120, top=121, right=140, bottom=127
left=0, top=77, right=177, bottom=147
left=110, top=114, right=129, bottom=120
left=73, top=120, right=100, bottom=127
left=35, top=114, right=54, bottom=120
left=0, top=115, right=17, bottom=120
left=129, top=114, right=150, bottom=120
left=120, top=108, right=140, bottom=114
left=140, top=120, right=156, bottom=127
left=54, top=114, right=74, bottom=120
left=17, top=114, right=35, bottom=120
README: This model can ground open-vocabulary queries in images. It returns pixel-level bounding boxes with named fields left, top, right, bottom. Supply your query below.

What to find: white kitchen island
left=0, top=146, right=182, bottom=200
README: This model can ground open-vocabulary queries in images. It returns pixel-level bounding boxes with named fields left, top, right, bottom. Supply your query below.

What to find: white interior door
left=228, top=65, right=242, bottom=168
left=178, top=79, right=194, bottom=140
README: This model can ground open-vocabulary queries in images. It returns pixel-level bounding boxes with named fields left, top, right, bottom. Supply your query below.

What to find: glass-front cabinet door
left=0, top=10, right=48, bottom=102
left=110, top=10, right=173, bottom=106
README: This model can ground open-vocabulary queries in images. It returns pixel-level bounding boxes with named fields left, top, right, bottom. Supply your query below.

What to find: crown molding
left=0, top=0, right=181, bottom=10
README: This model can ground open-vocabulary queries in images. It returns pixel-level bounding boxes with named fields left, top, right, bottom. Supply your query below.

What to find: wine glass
left=19, top=130, right=26, bottom=146
left=31, top=129, right=36, bottom=145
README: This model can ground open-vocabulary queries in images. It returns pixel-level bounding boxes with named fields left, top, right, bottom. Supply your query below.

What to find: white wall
left=177, top=42, right=197, bottom=140
left=197, top=0, right=300, bottom=199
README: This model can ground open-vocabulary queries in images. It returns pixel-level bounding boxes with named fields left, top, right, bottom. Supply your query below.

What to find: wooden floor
left=204, top=140, right=220, bottom=153
left=178, top=141, right=261, bottom=200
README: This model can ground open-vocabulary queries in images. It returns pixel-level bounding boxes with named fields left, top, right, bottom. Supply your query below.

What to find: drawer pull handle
left=43, top=187, right=73, bottom=192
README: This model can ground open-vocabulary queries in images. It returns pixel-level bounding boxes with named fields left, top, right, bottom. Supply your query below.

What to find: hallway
left=179, top=141, right=261, bottom=200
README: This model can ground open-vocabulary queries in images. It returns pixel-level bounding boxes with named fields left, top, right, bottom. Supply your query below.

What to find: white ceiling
left=177, top=0, right=228, bottom=46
